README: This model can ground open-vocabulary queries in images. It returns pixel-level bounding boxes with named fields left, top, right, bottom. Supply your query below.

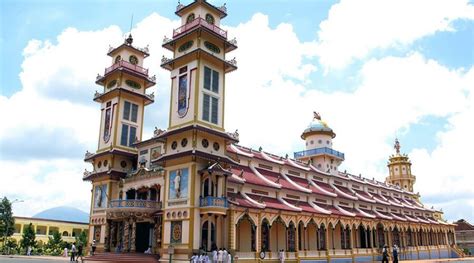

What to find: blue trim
left=294, top=147, right=345, bottom=160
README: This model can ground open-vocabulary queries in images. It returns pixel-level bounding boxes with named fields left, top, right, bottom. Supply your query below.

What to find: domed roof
left=301, top=112, right=335, bottom=139
left=33, top=206, right=89, bottom=223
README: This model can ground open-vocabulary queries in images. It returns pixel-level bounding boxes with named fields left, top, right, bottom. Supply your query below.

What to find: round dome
left=301, top=116, right=336, bottom=139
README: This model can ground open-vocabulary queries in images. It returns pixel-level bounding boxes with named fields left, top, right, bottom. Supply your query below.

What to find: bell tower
left=83, top=34, right=156, bottom=252
left=157, top=0, right=238, bottom=260
left=386, top=139, right=416, bottom=192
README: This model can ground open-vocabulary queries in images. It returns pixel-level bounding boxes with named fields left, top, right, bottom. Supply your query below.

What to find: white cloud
left=315, top=0, right=474, bottom=70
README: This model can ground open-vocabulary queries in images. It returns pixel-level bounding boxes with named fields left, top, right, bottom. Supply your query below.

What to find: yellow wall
left=11, top=217, right=88, bottom=245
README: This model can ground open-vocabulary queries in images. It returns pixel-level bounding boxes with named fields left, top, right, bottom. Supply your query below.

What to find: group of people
left=191, top=248, right=232, bottom=263
left=382, top=244, right=399, bottom=263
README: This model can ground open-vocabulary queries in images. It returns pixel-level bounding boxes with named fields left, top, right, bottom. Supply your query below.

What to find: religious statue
left=313, top=111, right=321, bottom=120
left=96, top=186, right=103, bottom=208
left=174, top=170, right=182, bottom=198
left=394, top=138, right=401, bottom=154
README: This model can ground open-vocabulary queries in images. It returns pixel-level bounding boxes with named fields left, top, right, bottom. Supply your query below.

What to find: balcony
left=173, top=18, right=227, bottom=39
left=294, top=147, right=345, bottom=160
left=104, top=60, right=148, bottom=76
left=199, top=196, right=228, bottom=215
left=108, top=199, right=162, bottom=212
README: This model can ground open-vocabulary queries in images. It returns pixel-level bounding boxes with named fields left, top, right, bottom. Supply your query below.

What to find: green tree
left=20, top=223, right=36, bottom=253
left=75, top=231, right=88, bottom=247
left=46, top=231, right=62, bottom=249
left=0, top=197, right=15, bottom=248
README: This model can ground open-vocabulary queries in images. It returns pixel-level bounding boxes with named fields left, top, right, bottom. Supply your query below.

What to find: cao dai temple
left=82, top=1, right=464, bottom=262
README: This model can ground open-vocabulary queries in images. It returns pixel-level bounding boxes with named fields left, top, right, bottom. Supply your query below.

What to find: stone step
left=83, top=252, right=159, bottom=263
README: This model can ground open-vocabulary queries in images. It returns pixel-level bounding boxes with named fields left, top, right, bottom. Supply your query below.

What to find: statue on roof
left=313, top=111, right=321, bottom=120
left=394, top=138, right=401, bottom=154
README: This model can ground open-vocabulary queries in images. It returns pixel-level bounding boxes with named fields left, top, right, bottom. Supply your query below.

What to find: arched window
left=126, top=189, right=136, bottom=200
left=205, top=14, right=215, bottom=24
left=202, top=177, right=215, bottom=197
left=287, top=222, right=296, bottom=252
left=261, top=219, right=270, bottom=251
left=377, top=223, right=385, bottom=248
left=62, top=231, right=69, bottom=237
left=201, top=220, right=215, bottom=251
left=186, top=13, right=195, bottom=24
left=115, top=55, right=121, bottom=63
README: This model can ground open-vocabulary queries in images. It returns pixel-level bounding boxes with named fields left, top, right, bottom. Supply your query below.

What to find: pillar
left=130, top=219, right=136, bottom=252
left=104, top=221, right=110, bottom=252
left=123, top=220, right=130, bottom=251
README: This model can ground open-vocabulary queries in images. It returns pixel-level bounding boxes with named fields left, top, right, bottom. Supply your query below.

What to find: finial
left=258, top=146, right=262, bottom=152
left=125, top=34, right=133, bottom=45
left=394, top=138, right=401, bottom=154
left=313, top=111, right=321, bottom=120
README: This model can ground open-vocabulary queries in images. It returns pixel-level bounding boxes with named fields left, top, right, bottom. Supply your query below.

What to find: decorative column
left=229, top=211, right=236, bottom=250
left=123, top=220, right=130, bottom=252
left=130, top=218, right=136, bottom=252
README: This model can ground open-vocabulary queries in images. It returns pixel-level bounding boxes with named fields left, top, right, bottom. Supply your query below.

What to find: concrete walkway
left=0, top=255, right=69, bottom=261
left=402, top=258, right=474, bottom=262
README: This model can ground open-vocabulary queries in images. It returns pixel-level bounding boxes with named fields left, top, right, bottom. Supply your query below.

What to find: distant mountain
left=33, top=206, right=89, bottom=223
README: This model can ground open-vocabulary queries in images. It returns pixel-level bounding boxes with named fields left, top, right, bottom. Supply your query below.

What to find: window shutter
left=204, top=67, right=211, bottom=90
left=203, top=94, right=210, bottom=121
left=212, top=70, right=219, bottom=93
left=131, top=104, right=138, bottom=122
left=211, top=97, right=218, bottom=124
left=123, top=101, right=131, bottom=120
left=129, top=126, right=137, bottom=146
left=121, top=124, right=129, bottom=146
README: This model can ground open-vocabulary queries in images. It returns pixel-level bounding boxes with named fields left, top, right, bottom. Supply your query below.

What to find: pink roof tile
left=283, top=198, right=315, bottom=213
left=256, top=168, right=300, bottom=191
left=228, top=192, right=262, bottom=209
left=246, top=193, right=299, bottom=212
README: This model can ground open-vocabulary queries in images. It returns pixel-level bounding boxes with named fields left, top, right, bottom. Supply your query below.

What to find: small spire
left=394, top=138, right=401, bottom=154
left=125, top=33, right=133, bottom=45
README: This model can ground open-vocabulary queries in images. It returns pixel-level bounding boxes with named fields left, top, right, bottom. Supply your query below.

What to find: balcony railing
left=199, top=196, right=228, bottom=208
left=173, top=18, right=227, bottom=39
left=109, top=199, right=162, bottom=210
left=104, top=60, right=148, bottom=76
left=294, top=147, right=345, bottom=160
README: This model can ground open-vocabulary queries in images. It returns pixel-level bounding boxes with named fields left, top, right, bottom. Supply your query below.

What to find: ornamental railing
left=199, top=196, right=228, bottom=208
left=104, top=60, right=148, bottom=76
left=293, top=147, right=345, bottom=160
left=109, top=199, right=162, bottom=210
left=173, top=18, right=227, bottom=39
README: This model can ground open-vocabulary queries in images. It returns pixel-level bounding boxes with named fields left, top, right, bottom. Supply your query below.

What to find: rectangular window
left=211, top=97, right=218, bottom=124
left=129, top=126, right=137, bottom=146
left=121, top=124, right=129, bottom=146
left=123, top=101, right=138, bottom=122
left=203, top=66, right=219, bottom=93
left=123, top=101, right=131, bottom=120
left=204, top=67, right=211, bottom=90
left=131, top=104, right=138, bottom=122
left=202, top=94, right=210, bottom=122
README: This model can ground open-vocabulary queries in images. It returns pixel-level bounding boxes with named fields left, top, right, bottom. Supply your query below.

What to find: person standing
left=217, top=248, right=223, bottom=263
left=63, top=247, right=68, bottom=257
left=27, top=246, right=32, bottom=256
left=76, top=243, right=84, bottom=263
left=70, top=242, right=76, bottom=262
left=393, top=244, right=399, bottom=263
left=279, top=249, right=285, bottom=263
left=91, top=240, right=97, bottom=256
left=222, top=248, right=228, bottom=263
left=212, top=248, right=218, bottom=263
left=381, top=245, right=389, bottom=263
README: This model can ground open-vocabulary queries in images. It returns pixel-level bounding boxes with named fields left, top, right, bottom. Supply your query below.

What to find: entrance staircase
left=84, top=253, right=160, bottom=263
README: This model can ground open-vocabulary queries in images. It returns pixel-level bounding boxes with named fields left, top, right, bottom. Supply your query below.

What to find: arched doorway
left=201, top=220, right=215, bottom=251
left=358, top=225, right=368, bottom=248
left=392, top=226, right=400, bottom=247
left=318, top=223, right=326, bottom=250
left=377, top=223, right=385, bottom=248
left=236, top=215, right=256, bottom=252
left=407, top=227, right=413, bottom=246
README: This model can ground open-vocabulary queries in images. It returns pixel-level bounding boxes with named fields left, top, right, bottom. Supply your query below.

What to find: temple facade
left=83, top=1, right=462, bottom=262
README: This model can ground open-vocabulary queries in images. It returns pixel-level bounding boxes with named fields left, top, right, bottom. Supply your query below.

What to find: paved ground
left=0, top=255, right=70, bottom=262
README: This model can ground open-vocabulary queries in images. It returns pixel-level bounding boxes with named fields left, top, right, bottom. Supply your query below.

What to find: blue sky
left=1, top=0, right=473, bottom=223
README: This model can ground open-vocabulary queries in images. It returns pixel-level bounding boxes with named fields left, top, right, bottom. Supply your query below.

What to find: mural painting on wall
left=94, top=184, right=108, bottom=208
left=170, top=221, right=182, bottom=244
left=177, top=74, right=188, bottom=117
left=169, top=168, right=188, bottom=199
left=94, top=225, right=101, bottom=242
left=150, top=146, right=161, bottom=160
